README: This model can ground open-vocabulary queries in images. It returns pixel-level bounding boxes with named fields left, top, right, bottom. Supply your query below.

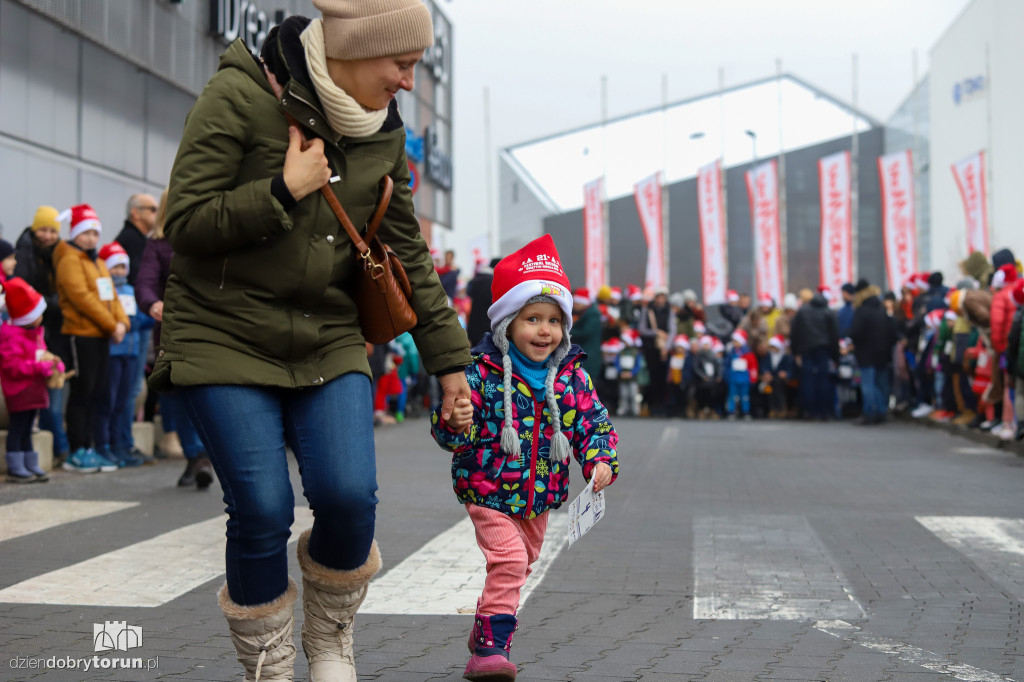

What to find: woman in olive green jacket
left=153, top=3, right=471, bottom=679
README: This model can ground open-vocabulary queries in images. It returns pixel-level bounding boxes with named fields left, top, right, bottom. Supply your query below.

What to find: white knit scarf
left=300, top=19, right=389, bottom=140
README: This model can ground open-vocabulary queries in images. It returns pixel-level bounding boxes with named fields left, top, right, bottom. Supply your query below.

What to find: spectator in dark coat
left=115, top=194, right=158, bottom=286
left=849, top=284, right=898, bottom=424
left=465, top=257, right=498, bottom=348
left=13, top=206, right=70, bottom=460
left=790, top=292, right=840, bottom=420
left=836, top=282, right=856, bottom=337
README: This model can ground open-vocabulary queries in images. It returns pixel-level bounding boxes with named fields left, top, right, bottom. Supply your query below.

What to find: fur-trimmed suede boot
left=464, top=613, right=518, bottom=681
left=296, top=530, right=382, bottom=682
left=218, top=578, right=298, bottom=681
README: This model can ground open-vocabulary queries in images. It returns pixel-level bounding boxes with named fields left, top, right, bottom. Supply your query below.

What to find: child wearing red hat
left=55, top=204, right=130, bottom=473
left=1, top=278, right=64, bottom=482
left=431, top=234, right=619, bottom=682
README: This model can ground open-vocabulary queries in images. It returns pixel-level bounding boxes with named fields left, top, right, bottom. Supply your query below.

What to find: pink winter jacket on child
left=0, top=324, right=62, bottom=412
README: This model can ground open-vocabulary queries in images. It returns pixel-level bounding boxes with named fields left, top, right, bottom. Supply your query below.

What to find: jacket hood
left=472, top=332, right=586, bottom=371
left=810, top=294, right=829, bottom=308
left=853, top=285, right=881, bottom=308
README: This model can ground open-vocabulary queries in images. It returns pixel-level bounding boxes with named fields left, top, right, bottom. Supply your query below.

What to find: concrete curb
left=898, top=413, right=1024, bottom=456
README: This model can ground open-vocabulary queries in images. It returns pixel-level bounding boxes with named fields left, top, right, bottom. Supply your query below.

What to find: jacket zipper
left=219, top=258, right=228, bottom=290
left=525, top=397, right=542, bottom=516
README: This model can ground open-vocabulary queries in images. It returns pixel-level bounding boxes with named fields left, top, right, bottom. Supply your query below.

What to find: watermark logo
left=94, top=621, right=143, bottom=652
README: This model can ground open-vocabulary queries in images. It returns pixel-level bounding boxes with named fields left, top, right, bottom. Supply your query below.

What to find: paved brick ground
left=2, top=415, right=1023, bottom=681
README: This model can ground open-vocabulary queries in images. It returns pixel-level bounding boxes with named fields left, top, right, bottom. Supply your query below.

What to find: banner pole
left=850, top=53, right=860, bottom=283
left=719, top=67, right=728, bottom=292
left=776, top=59, right=787, bottom=299
left=601, top=75, right=609, bottom=289
left=661, top=74, right=670, bottom=291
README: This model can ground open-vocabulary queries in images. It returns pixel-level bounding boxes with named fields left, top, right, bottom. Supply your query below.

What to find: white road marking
left=0, top=507, right=315, bottom=607
left=362, top=512, right=568, bottom=615
left=917, top=516, right=1024, bottom=600
left=0, top=499, right=139, bottom=543
left=816, top=619, right=1015, bottom=682
left=693, top=515, right=864, bottom=620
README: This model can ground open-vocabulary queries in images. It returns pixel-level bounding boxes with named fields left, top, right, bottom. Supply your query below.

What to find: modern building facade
left=0, top=0, right=452, bottom=243
left=929, top=0, right=1023, bottom=277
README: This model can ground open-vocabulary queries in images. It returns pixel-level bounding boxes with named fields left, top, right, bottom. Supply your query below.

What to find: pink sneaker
left=463, top=653, right=517, bottom=681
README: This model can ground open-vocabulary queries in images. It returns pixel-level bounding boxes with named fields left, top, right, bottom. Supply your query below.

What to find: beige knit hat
left=313, top=0, right=434, bottom=60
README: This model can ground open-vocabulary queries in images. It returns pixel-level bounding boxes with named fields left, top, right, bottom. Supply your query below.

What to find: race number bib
left=119, top=293, right=137, bottom=316
left=620, top=355, right=636, bottom=371
left=703, top=362, right=715, bottom=377
left=731, top=358, right=748, bottom=372
left=669, top=356, right=685, bottom=370
left=96, top=277, right=115, bottom=301
left=944, top=340, right=954, bottom=356
left=839, top=365, right=854, bottom=379
left=604, top=366, right=618, bottom=381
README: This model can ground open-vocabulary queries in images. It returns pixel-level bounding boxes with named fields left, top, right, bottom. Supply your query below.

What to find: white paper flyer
left=567, top=478, right=606, bottom=547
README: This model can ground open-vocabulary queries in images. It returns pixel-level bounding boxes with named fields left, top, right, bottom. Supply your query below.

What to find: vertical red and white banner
left=634, top=172, right=666, bottom=291
left=744, top=160, right=784, bottom=305
left=877, top=150, right=918, bottom=293
left=818, top=151, right=852, bottom=301
left=697, top=160, right=727, bottom=305
left=951, top=150, right=989, bottom=256
left=582, top=178, right=606, bottom=293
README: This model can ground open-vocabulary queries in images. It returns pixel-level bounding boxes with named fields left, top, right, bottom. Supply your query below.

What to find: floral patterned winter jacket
left=431, top=335, right=619, bottom=519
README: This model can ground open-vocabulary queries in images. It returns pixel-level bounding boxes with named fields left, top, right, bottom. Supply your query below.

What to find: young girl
left=431, top=235, right=619, bottom=682
left=1, top=278, right=64, bottom=482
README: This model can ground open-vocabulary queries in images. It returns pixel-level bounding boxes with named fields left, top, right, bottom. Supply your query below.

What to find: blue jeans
left=181, top=373, right=378, bottom=606
left=39, top=385, right=69, bottom=456
left=159, top=392, right=205, bottom=459
left=801, top=348, right=835, bottom=420
left=116, top=330, right=152, bottom=450
left=95, top=355, right=137, bottom=450
left=860, top=365, right=891, bottom=418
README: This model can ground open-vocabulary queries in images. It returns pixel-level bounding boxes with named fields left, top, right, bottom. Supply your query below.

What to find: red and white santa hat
left=711, top=337, right=725, bottom=353
left=601, top=338, right=625, bottom=355
left=99, top=242, right=129, bottom=272
left=4, top=277, right=47, bottom=327
left=488, top=234, right=574, bottom=332
left=626, top=284, right=643, bottom=302
left=757, top=294, right=774, bottom=308
left=1010, top=279, right=1024, bottom=307
left=60, top=204, right=102, bottom=241
left=610, top=286, right=622, bottom=302
left=693, top=320, right=707, bottom=334
left=769, top=334, right=786, bottom=350
left=621, top=327, right=642, bottom=347
left=731, top=328, right=748, bottom=346
left=924, top=309, right=944, bottom=330
left=673, top=334, right=691, bottom=350
left=817, top=285, right=833, bottom=302
left=572, top=287, right=593, bottom=308
left=992, top=263, right=1018, bottom=290
left=698, top=334, right=714, bottom=349
left=726, top=289, right=740, bottom=303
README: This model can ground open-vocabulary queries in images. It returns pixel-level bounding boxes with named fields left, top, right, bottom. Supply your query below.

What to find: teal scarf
left=507, top=343, right=549, bottom=401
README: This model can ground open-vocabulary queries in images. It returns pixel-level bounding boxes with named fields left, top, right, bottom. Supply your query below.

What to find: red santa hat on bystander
left=4, top=277, right=47, bottom=327
left=621, top=327, right=642, bottom=348
left=60, top=204, right=102, bottom=241
left=610, top=286, right=622, bottom=303
left=98, top=242, right=129, bottom=272
left=572, top=287, right=593, bottom=307
left=817, top=285, right=833, bottom=302
left=731, top=328, right=748, bottom=346
left=673, top=334, right=691, bottom=350
left=992, top=263, right=1018, bottom=290
left=769, top=334, right=786, bottom=351
left=726, top=289, right=740, bottom=303
left=626, top=284, right=643, bottom=302
left=1010, top=279, right=1024, bottom=307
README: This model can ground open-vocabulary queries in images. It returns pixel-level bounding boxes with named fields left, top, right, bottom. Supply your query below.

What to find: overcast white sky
left=435, top=0, right=972, bottom=263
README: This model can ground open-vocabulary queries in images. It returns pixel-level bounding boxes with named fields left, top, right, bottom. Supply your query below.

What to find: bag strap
left=261, top=62, right=393, bottom=262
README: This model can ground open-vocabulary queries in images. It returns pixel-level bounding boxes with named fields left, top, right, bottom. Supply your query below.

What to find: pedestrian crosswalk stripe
left=816, top=619, right=1015, bottom=682
left=693, top=515, right=865, bottom=620
left=0, top=499, right=139, bottom=544
left=917, top=516, right=1024, bottom=600
left=361, top=512, right=569, bottom=615
left=0, top=507, right=314, bottom=607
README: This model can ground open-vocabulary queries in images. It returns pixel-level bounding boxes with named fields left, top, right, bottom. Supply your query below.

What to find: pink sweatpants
left=466, top=504, right=549, bottom=616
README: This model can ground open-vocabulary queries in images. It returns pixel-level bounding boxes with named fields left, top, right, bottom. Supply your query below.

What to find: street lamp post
left=745, top=130, right=758, bottom=298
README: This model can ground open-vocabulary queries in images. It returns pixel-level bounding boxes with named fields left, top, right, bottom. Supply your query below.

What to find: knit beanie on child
left=312, top=0, right=434, bottom=60
left=488, top=235, right=575, bottom=464
left=0, top=239, right=14, bottom=262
